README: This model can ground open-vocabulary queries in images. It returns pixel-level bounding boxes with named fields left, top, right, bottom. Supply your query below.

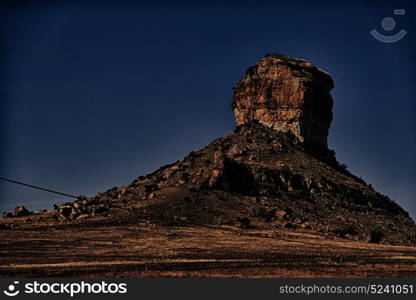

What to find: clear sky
left=1, top=0, right=415, bottom=219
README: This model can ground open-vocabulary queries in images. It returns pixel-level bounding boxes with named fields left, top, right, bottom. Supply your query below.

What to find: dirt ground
left=1, top=218, right=415, bottom=278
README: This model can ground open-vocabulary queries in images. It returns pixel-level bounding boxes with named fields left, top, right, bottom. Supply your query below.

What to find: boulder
left=14, top=205, right=32, bottom=217
left=369, top=230, right=384, bottom=244
left=58, top=205, right=74, bottom=218
left=92, top=205, right=109, bottom=216
left=2, top=211, right=13, bottom=219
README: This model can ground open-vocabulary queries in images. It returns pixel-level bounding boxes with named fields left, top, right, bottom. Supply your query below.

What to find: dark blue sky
left=1, top=0, right=415, bottom=218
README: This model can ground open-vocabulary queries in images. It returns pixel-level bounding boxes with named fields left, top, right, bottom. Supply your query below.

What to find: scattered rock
left=145, top=184, right=158, bottom=194
left=236, top=217, right=252, bottom=229
left=14, top=206, right=32, bottom=217
left=300, top=223, right=312, bottom=230
left=92, top=205, right=109, bottom=216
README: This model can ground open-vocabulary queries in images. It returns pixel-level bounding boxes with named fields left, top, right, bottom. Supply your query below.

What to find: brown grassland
left=1, top=217, right=415, bottom=277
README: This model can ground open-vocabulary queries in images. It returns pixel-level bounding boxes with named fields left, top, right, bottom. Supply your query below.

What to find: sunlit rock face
left=232, top=54, right=334, bottom=148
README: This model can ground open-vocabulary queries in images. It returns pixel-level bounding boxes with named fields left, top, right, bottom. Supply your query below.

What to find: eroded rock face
left=232, top=54, right=334, bottom=147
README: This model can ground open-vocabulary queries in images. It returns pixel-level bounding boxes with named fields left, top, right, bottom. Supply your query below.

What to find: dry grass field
left=1, top=218, right=415, bottom=277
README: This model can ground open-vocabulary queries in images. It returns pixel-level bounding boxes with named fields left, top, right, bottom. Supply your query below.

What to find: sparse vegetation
left=1, top=223, right=415, bottom=277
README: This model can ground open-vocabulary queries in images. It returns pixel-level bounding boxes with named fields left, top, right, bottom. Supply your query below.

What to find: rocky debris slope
left=232, top=54, right=333, bottom=148
left=39, top=122, right=414, bottom=245
left=102, top=122, right=414, bottom=244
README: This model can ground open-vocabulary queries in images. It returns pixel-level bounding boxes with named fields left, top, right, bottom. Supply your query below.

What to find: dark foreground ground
left=1, top=218, right=415, bottom=277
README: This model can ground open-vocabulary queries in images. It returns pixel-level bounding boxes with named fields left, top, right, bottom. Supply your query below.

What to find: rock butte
left=232, top=54, right=334, bottom=148
left=2, top=54, right=415, bottom=247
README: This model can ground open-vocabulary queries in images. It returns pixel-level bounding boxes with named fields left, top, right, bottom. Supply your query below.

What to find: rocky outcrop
left=99, top=122, right=413, bottom=244
left=2, top=206, right=32, bottom=219
left=232, top=54, right=333, bottom=148
left=4, top=54, right=415, bottom=246
left=14, top=205, right=32, bottom=217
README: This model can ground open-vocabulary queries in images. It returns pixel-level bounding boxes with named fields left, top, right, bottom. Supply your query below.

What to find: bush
left=339, top=163, right=348, bottom=170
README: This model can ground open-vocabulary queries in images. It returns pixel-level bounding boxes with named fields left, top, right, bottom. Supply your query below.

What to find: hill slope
left=49, top=122, right=415, bottom=245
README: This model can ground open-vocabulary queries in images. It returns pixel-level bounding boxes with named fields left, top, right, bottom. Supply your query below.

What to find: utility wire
left=0, top=176, right=79, bottom=199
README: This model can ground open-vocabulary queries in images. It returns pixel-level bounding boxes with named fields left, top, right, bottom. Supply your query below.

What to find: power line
left=0, top=176, right=79, bottom=199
